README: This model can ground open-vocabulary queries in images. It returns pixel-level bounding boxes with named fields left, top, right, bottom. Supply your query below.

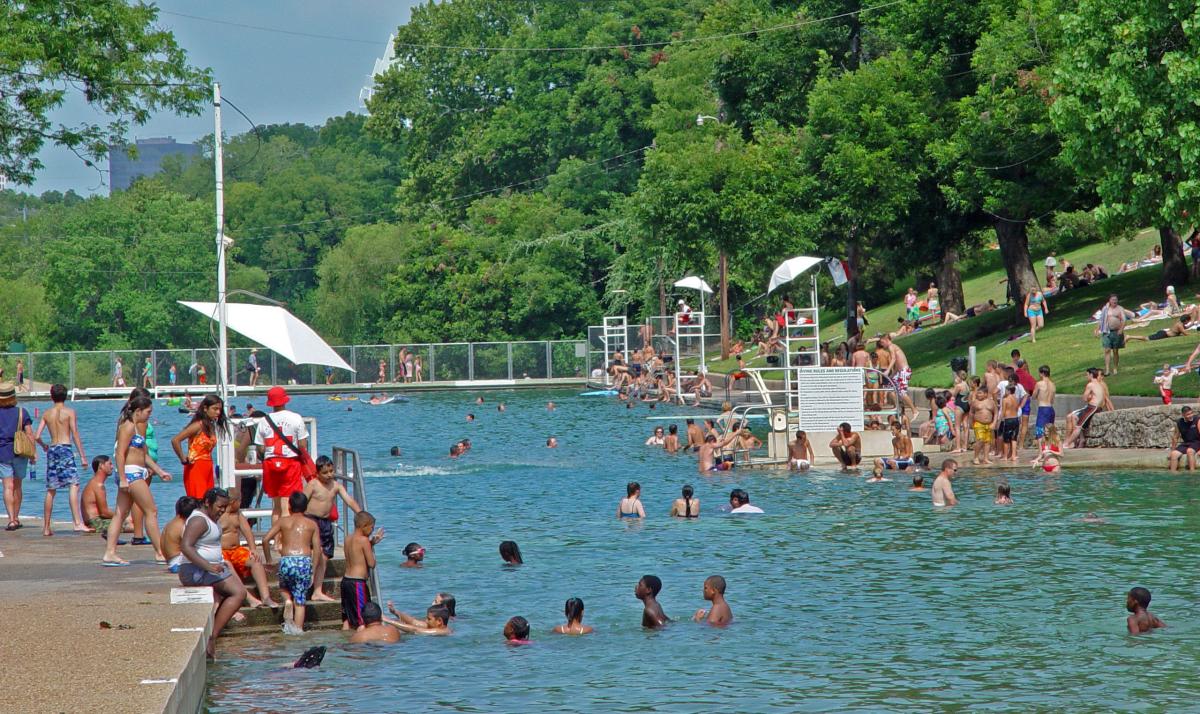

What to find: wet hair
left=626, top=481, right=640, bottom=497
left=913, top=453, right=930, bottom=469
left=467, top=413, right=475, bottom=420
left=354, top=511, right=375, bottom=529
left=506, top=616, right=530, bottom=640
left=546, top=437, right=555, bottom=446
left=203, top=487, right=229, bottom=506
left=639, top=574, right=663, bottom=596
left=1129, top=587, right=1152, bottom=608
left=499, top=540, right=523, bottom=564
left=436, top=593, right=456, bottom=617
left=734, top=488, right=750, bottom=504
left=188, top=394, right=230, bottom=439
left=176, top=496, right=199, bottom=518
left=564, top=597, right=585, bottom=623
left=839, top=422, right=851, bottom=432
left=682, top=484, right=695, bottom=517
left=912, top=473, right=924, bottom=487
left=1039, top=365, right=1051, bottom=376
left=288, top=491, right=309, bottom=513
left=686, top=418, right=695, bottom=425
left=91, top=455, right=111, bottom=473
left=427, top=605, right=451, bottom=626
left=50, top=383, right=67, bottom=403
left=390, top=446, right=402, bottom=456
left=315, top=455, right=334, bottom=472
left=704, top=434, right=717, bottom=443
left=997, top=482, right=1011, bottom=497
left=362, top=601, right=383, bottom=624
left=668, top=424, right=678, bottom=435
left=705, top=575, right=727, bottom=595
left=403, top=542, right=423, bottom=559
left=1087, top=367, right=1101, bottom=379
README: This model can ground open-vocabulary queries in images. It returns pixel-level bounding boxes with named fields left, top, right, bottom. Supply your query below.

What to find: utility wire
left=162, top=0, right=907, bottom=53
left=220, top=96, right=263, bottom=177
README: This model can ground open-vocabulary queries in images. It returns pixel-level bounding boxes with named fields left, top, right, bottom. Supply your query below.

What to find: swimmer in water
left=466, top=413, right=475, bottom=422
left=504, top=616, right=531, bottom=644
left=432, top=592, right=456, bottom=619
left=389, top=446, right=401, bottom=457
left=931, top=460, right=959, bottom=507
left=692, top=575, right=732, bottom=627
left=552, top=598, right=594, bottom=635
left=617, top=482, right=646, bottom=519
left=546, top=436, right=558, bottom=448
left=498, top=403, right=506, bottom=412
left=476, top=397, right=484, bottom=405
left=547, top=402, right=556, bottom=411
left=349, top=602, right=400, bottom=644
left=386, top=603, right=451, bottom=635
left=449, top=444, right=462, bottom=458
left=866, top=470, right=888, bottom=483
left=1082, top=512, right=1105, bottom=523
left=908, top=473, right=927, bottom=491
left=1126, top=587, right=1166, bottom=634
left=636, top=575, right=669, bottom=629
left=401, top=542, right=424, bottom=568
left=994, top=482, right=1013, bottom=505
left=669, top=484, right=699, bottom=518
left=499, top=540, right=523, bottom=565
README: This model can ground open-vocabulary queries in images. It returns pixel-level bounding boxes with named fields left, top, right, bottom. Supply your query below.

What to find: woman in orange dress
left=170, top=395, right=229, bottom=498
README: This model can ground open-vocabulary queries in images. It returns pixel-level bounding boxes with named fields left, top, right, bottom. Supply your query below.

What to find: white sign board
left=795, top=367, right=864, bottom=432
left=170, top=587, right=215, bottom=605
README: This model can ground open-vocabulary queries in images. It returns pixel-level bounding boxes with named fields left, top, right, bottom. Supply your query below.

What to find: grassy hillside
left=702, top=230, right=1197, bottom=396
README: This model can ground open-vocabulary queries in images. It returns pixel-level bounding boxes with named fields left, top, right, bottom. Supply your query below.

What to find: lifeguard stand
left=601, top=315, right=628, bottom=386
left=672, top=310, right=706, bottom=402
left=782, top=307, right=821, bottom=411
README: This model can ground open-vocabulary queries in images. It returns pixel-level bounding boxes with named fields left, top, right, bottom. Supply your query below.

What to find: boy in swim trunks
left=385, top=603, right=452, bottom=635
left=789, top=431, right=815, bottom=471
left=343, top=510, right=385, bottom=630
left=348, top=601, right=401, bottom=644
left=303, top=455, right=363, bottom=602
left=264, top=491, right=320, bottom=634
left=219, top=488, right=277, bottom=608
left=161, top=496, right=198, bottom=572
left=999, top=384, right=1021, bottom=463
left=36, top=383, right=89, bottom=535
left=1031, top=365, right=1057, bottom=452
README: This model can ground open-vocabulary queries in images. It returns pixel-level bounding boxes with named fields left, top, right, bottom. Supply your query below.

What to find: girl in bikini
left=102, top=396, right=172, bottom=565
left=669, top=484, right=699, bottom=518
left=1024, top=287, right=1048, bottom=343
left=617, top=482, right=645, bottom=519
left=1032, top=424, right=1063, bottom=474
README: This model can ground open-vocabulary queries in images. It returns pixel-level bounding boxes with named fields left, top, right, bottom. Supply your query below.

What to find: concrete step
left=224, top=600, right=347, bottom=637
left=245, top=578, right=344, bottom=605
left=255, top=555, right=347, bottom=580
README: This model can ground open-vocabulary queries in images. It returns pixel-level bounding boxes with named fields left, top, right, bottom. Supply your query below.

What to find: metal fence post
left=68, top=353, right=75, bottom=392
left=429, top=346, right=436, bottom=382
left=27, top=353, right=33, bottom=390
left=389, top=344, right=397, bottom=383
left=507, top=343, right=513, bottom=380
left=546, top=342, right=553, bottom=379
left=468, top=344, right=475, bottom=381
left=151, top=349, right=158, bottom=387
left=349, top=346, right=357, bottom=380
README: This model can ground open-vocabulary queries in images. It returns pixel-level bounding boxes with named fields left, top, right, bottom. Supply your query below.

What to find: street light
left=696, top=114, right=719, bottom=126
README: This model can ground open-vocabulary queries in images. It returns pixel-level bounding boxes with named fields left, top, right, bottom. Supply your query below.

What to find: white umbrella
left=179, top=301, right=354, bottom=371
left=673, top=275, right=714, bottom=314
left=767, top=256, right=824, bottom=293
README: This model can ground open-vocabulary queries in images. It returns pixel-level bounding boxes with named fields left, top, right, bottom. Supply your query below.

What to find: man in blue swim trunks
left=1031, top=365, right=1057, bottom=451
left=35, top=384, right=89, bottom=536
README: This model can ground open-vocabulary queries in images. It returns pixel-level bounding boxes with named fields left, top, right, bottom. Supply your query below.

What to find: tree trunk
left=994, top=219, right=1039, bottom=323
left=719, top=250, right=730, bottom=360
left=1158, top=226, right=1188, bottom=288
left=845, top=240, right=860, bottom=340
left=937, top=244, right=966, bottom=316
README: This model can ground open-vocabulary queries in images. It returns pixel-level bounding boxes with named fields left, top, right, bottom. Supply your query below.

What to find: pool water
left=32, top=391, right=1200, bottom=711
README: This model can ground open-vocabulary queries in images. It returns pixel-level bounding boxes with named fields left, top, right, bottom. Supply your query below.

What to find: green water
left=185, top=391, right=1200, bottom=712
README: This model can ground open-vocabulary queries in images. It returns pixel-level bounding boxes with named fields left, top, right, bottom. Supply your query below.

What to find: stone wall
left=1082, top=405, right=1182, bottom=449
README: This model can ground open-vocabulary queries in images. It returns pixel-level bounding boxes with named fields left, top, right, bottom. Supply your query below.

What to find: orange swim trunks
left=223, top=545, right=252, bottom=580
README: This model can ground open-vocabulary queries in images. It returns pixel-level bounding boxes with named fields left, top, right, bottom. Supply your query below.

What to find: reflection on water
left=40, top=392, right=1200, bottom=711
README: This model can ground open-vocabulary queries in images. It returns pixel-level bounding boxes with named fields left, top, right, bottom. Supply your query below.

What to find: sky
left=27, top=0, right=424, bottom=196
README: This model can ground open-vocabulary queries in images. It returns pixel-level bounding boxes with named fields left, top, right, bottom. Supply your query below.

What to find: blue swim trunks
left=278, top=555, right=313, bottom=606
left=1035, top=406, right=1056, bottom=438
left=45, top=444, right=78, bottom=490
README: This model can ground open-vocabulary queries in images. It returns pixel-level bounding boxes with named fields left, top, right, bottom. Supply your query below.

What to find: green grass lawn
left=697, top=230, right=1199, bottom=396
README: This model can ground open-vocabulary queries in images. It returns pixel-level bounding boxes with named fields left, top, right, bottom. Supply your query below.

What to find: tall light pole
left=213, top=82, right=234, bottom=488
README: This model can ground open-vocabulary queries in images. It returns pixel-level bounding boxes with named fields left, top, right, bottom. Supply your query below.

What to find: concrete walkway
left=0, top=518, right=211, bottom=714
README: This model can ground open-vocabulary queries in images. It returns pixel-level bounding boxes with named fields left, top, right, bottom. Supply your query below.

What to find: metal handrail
left=332, top=445, right=382, bottom=605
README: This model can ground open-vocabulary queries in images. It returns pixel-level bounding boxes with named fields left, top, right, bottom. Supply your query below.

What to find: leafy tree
left=1052, top=0, right=1197, bottom=287
left=0, top=0, right=210, bottom=184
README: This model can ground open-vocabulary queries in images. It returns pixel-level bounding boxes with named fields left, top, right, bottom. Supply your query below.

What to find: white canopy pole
left=213, top=82, right=235, bottom=489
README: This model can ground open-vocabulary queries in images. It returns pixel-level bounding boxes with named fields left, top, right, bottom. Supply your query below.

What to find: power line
left=220, top=95, right=263, bottom=177
left=162, top=0, right=907, bottom=53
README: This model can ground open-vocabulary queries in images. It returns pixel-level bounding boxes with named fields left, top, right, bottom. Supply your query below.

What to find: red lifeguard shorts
left=262, top=457, right=303, bottom=498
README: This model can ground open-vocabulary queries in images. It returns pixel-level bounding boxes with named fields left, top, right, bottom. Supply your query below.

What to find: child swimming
left=636, top=575, right=669, bottom=629
left=401, top=542, right=425, bottom=568
left=994, top=482, right=1013, bottom=505
left=691, top=575, right=732, bottom=627
left=499, top=540, right=523, bottom=565
left=504, top=616, right=532, bottom=644
left=552, top=598, right=594, bottom=635
left=1126, top=587, right=1166, bottom=634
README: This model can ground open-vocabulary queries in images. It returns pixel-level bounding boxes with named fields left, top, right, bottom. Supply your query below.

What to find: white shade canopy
left=767, top=256, right=824, bottom=293
left=673, top=276, right=714, bottom=294
left=179, top=301, right=354, bottom=371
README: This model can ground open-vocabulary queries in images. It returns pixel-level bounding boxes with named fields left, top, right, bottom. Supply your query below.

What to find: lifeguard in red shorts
left=254, top=386, right=309, bottom=521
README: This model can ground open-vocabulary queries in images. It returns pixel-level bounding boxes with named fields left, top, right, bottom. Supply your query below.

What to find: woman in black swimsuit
left=670, top=484, right=699, bottom=518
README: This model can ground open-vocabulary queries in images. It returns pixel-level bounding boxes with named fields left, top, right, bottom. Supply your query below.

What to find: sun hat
left=266, top=386, right=290, bottom=407
left=0, top=382, right=14, bottom=399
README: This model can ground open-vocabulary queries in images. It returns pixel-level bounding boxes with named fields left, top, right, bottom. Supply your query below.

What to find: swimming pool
left=35, top=392, right=1200, bottom=711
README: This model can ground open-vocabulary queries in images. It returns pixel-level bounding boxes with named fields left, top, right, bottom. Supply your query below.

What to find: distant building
left=108, top=137, right=201, bottom=193
left=360, top=34, right=398, bottom=108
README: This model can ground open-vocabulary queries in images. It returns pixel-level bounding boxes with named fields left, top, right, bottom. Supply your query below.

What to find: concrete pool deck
left=0, top=518, right=211, bottom=714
